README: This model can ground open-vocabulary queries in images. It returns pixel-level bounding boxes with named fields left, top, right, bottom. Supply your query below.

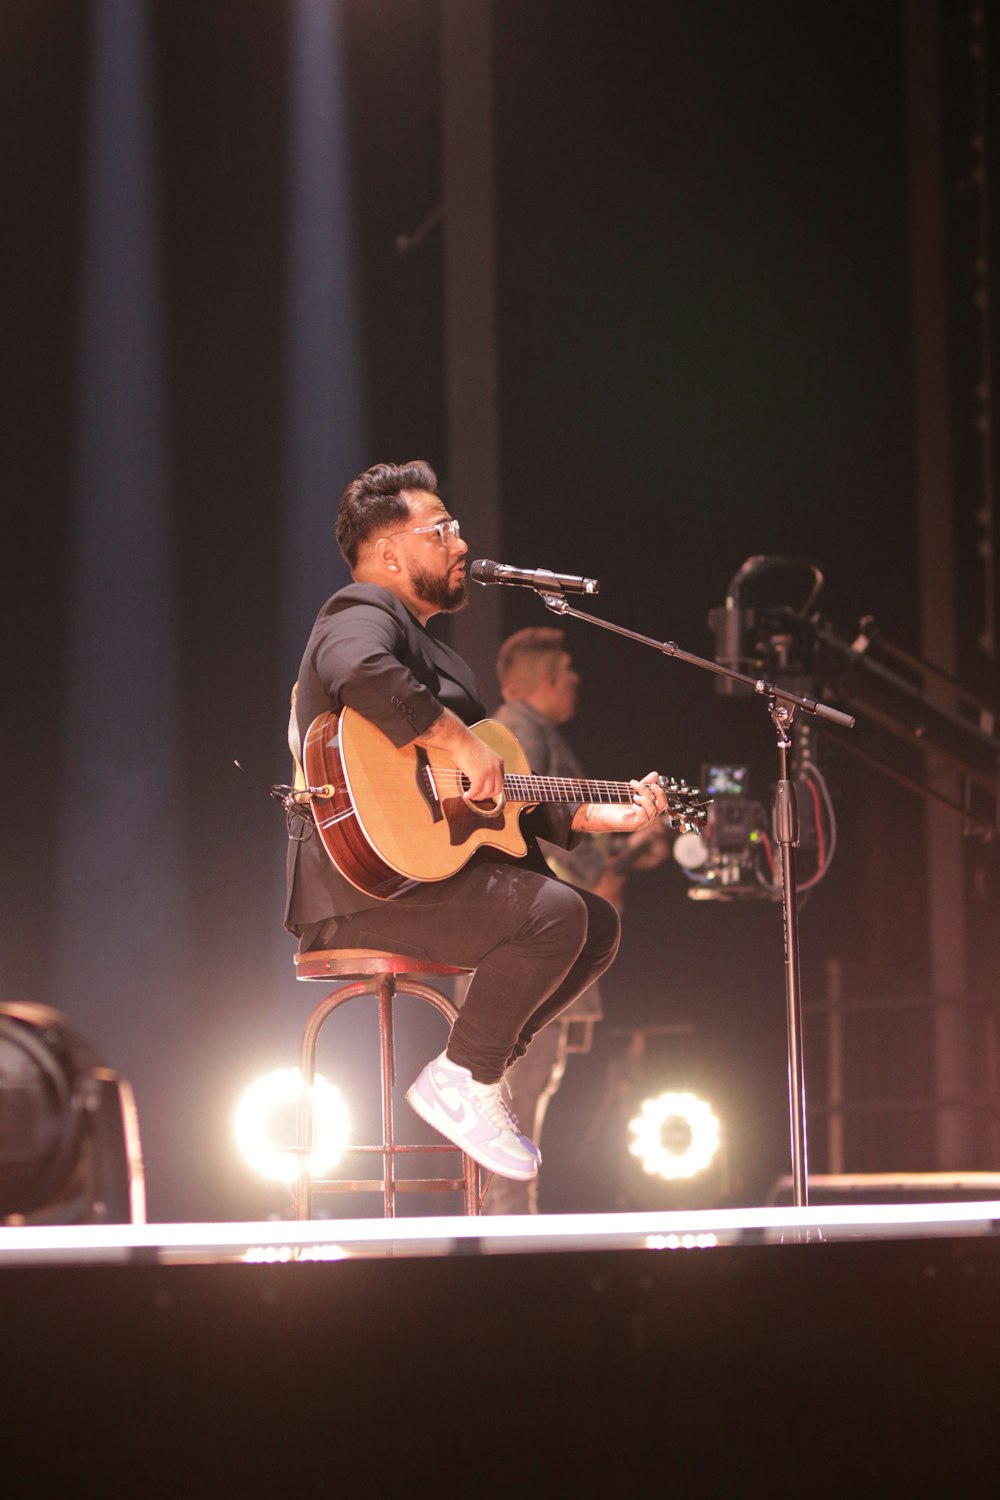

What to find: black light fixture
left=0, top=1002, right=145, bottom=1225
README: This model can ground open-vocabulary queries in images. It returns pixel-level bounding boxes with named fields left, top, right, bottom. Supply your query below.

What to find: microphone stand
left=533, top=588, right=855, bottom=1212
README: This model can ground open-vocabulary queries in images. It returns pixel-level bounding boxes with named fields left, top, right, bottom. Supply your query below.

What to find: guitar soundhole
left=463, top=791, right=505, bottom=817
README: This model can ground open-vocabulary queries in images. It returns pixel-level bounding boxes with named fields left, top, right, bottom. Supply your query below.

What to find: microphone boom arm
left=537, top=592, right=855, bottom=728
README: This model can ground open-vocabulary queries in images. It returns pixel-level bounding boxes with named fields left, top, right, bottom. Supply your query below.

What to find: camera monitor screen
left=701, top=764, right=749, bottom=797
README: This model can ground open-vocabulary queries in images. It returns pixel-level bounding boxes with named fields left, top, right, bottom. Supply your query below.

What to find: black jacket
left=284, top=583, right=576, bottom=931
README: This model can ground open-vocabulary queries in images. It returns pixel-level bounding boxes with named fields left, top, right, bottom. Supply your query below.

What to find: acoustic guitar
left=301, top=707, right=708, bottom=901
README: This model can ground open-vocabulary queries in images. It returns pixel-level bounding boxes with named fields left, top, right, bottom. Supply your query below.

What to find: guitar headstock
left=657, top=775, right=712, bottom=835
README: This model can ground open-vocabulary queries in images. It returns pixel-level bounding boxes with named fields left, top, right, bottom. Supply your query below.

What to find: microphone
left=470, top=559, right=600, bottom=595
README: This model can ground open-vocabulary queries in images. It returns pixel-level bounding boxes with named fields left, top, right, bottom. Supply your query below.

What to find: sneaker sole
left=405, top=1083, right=539, bottom=1182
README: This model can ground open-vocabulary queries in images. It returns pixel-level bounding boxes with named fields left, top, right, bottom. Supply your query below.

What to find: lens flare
left=234, top=1069, right=349, bottom=1184
left=627, top=1090, right=720, bottom=1181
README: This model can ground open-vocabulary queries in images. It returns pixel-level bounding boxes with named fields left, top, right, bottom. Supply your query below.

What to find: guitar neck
left=502, top=775, right=634, bottom=806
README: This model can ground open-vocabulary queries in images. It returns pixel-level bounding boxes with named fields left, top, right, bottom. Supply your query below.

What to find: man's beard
left=411, top=564, right=468, bottom=613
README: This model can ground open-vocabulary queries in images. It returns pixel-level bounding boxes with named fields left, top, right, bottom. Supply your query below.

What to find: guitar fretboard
left=501, top=775, right=634, bottom=805
left=423, top=764, right=703, bottom=824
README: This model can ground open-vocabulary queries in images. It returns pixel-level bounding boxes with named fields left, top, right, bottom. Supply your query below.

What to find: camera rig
left=683, top=555, right=999, bottom=901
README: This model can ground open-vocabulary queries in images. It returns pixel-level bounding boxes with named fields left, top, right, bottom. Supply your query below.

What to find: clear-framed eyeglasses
left=387, top=518, right=461, bottom=546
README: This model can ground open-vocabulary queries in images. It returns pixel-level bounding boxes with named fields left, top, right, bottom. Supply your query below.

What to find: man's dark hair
left=496, top=626, right=567, bottom=692
left=336, top=459, right=438, bottom=567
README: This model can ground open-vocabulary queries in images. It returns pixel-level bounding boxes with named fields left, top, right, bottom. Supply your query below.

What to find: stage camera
left=695, top=556, right=839, bottom=899
left=674, top=765, right=771, bottom=900
left=708, top=555, right=825, bottom=695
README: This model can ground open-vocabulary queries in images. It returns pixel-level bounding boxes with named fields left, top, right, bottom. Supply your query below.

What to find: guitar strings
left=426, top=769, right=696, bottom=808
left=427, top=770, right=706, bottom=824
left=428, top=769, right=636, bottom=801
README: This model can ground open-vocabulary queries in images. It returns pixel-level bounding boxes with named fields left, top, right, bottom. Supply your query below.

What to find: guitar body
left=303, top=708, right=535, bottom=899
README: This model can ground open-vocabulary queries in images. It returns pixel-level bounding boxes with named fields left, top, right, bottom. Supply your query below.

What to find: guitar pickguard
left=440, top=797, right=507, bottom=846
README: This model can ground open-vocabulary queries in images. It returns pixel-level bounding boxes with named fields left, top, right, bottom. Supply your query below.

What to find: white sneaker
left=406, top=1052, right=541, bottom=1182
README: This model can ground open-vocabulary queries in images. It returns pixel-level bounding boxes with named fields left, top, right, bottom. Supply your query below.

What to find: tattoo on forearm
left=417, top=710, right=450, bottom=744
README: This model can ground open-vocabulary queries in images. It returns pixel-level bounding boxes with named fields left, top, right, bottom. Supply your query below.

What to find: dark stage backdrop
left=1, top=1, right=995, bottom=1221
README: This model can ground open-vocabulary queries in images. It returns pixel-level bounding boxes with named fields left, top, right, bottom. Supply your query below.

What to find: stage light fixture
left=0, top=1001, right=145, bottom=1224
left=234, top=1068, right=349, bottom=1185
left=627, top=1090, right=721, bottom=1182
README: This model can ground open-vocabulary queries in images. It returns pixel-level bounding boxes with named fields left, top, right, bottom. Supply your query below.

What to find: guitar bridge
left=415, top=747, right=444, bottom=824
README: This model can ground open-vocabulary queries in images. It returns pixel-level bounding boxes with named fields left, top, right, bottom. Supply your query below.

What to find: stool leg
left=465, top=1156, right=483, bottom=1215
left=293, top=979, right=373, bottom=1222
left=377, top=974, right=396, bottom=1218
left=295, top=1035, right=316, bottom=1223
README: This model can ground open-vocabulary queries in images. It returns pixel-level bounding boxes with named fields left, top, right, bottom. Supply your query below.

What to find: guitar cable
left=234, top=759, right=330, bottom=844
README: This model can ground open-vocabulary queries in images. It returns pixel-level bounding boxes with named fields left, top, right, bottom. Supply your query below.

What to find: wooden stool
left=292, top=948, right=484, bottom=1218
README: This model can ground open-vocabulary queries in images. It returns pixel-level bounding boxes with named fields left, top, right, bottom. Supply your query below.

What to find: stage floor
left=5, top=1195, right=1000, bottom=1490
left=4, top=1192, right=1000, bottom=1266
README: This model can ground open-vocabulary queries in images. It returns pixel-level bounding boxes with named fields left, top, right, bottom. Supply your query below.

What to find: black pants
left=304, top=859, right=621, bottom=1083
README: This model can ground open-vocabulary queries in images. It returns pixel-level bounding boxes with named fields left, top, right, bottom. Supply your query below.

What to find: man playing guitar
left=286, top=460, right=674, bottom=1185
